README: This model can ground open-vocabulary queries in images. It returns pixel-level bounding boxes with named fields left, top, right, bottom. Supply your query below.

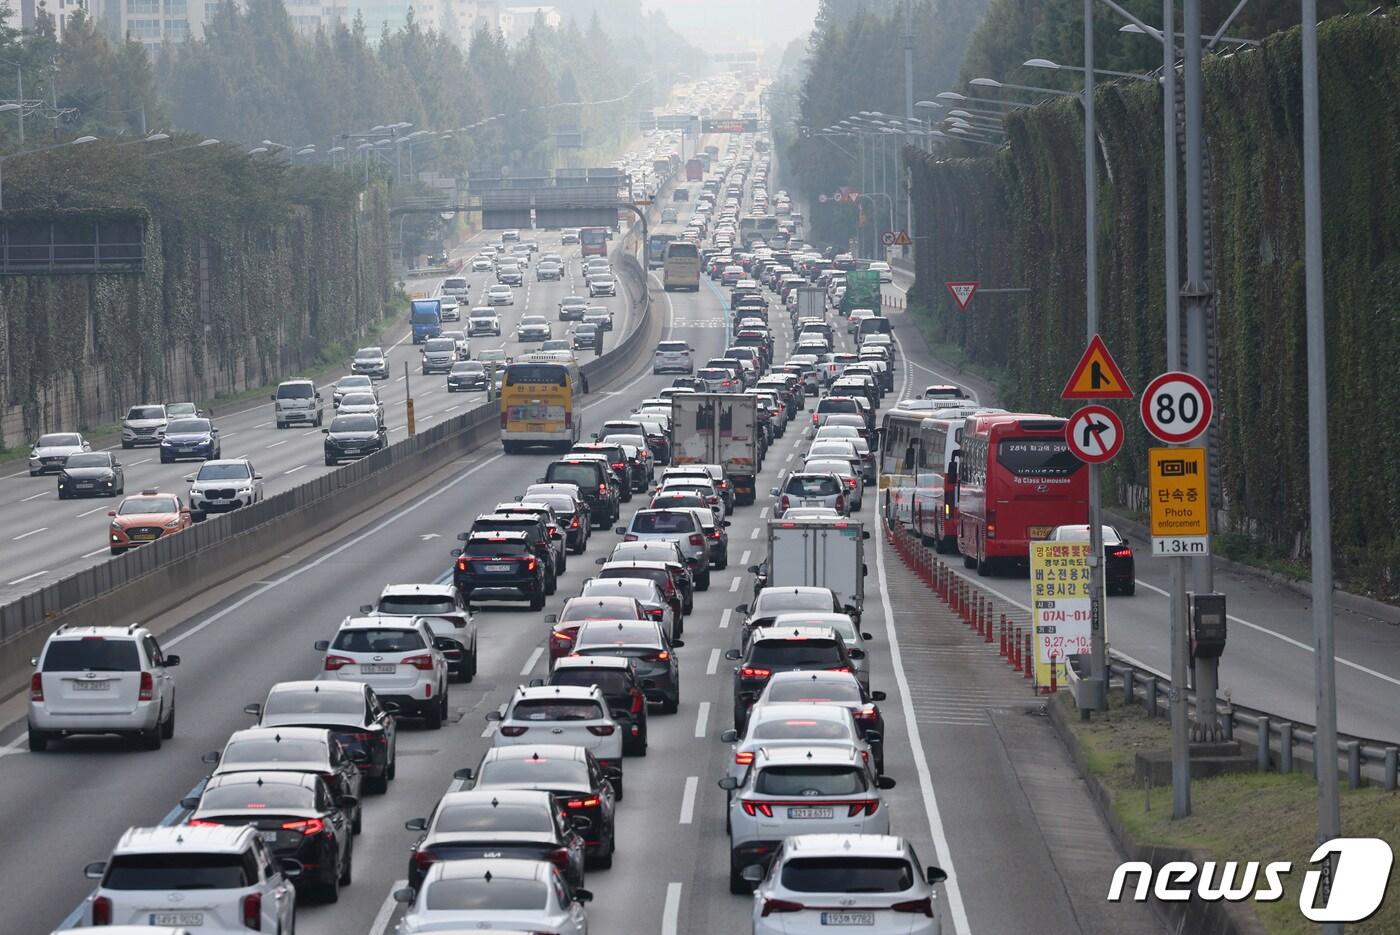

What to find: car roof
left=46, top=625, right=147, bottom=642
left=756, top=745, right=863, bottom=767
left=784, top=834, right=909, bottom=858
left=379, top=583, right=456, bottom=597
left=466, top=530, right=530, bottom=541
left=429, top=857, right=548, bottom=883
left=437, top=788, right=555, bottom=809
left=203, top=769, right=320, bottom=791
left=750, top=702, right=852, bottom=723
left=552, top=654, right=633, bottom=672
left=337, top=615, right=420, bottom=631
left=267, top=679, right=363, bottom=697
left=114, top=824, right=255, bottom=855
left=513, top=684, right=602, bottom=702
left=750, top=625, right=842, bottom=642
left=483, top=743, right=589, bottom=763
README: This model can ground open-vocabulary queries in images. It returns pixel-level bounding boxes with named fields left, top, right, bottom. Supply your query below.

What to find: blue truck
left=411, top=298, right=442, bottom=344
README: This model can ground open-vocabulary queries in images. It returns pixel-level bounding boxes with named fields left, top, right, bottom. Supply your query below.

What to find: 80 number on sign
left=1140, top=372, right=1213, bottom=444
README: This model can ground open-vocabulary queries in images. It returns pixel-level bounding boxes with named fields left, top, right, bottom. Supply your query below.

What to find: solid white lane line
left=739, top=550, right=751, bottom=566
left=7, top=570, right=47, bottom=585
left=729, top=577, right=741, bottom=592
left=285, top=465, right=307, bottom=475
left=719, top=609, right=732, bottom=629
left=130, top=458, right=151, bottom=466
left=750, top=527, right=760, bottom=539
left=265, top=440, right=287, bottom=449
left=520, top=646, right=543, bottom=676
left=12, top=527, right=46, bottom=541
left=255, top=421, right=272, bottom=428
left=707, top=648, right=721, bottom=676
left=678, top=778, right=699, bottom=825
left=876, top=513, right=970, bottom=935
left=20, top=491, right=47, bottom=502
left=76, top=506, right=107, bottom=518
left=367, top=880, right=407, bottom=935
left=662, top=882, right=683, bottom=935
left=694, top=702, right=710, bottom=739
left=81, top=547, right=108, bottom=558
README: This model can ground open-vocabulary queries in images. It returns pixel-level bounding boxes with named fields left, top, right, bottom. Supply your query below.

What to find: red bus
left=955, top=414, right=1087, bottom=574
left=580, top=227, right=609, bottom=257
left=685, top=158, right=704, bottom=181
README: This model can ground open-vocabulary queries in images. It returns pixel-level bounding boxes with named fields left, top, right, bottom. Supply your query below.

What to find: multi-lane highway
left=0, top=230, right=631, bottom=604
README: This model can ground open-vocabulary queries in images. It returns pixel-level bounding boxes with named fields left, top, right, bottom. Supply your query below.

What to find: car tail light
left=548, top=847, right=571, bottom=871
left=689, top=533, right=704, bottom=546
left=242, top=892, right=262, bottom=930
left=526, top=556, right=538, bottom=571
left=456, top=556, right=467, bottom=571
left=780, top=495, right=790, bottom=512
left=835, top=495, right=846, bottom=513
left=1112, top=548, right=1133, bottom=558
left=587, top=724, right=616, bottom=737
left=892, top=897, right=934, bottom=916
left=570, top=515, right=580, bottom=529
left=566, top=796, right=601, bottom=809
left=283, top=818, right=326, bottom=835
left=734, top=751, right=754, bottom=766
left=646, top=607, right=664, bottom=620
left=708, top=529, right=722, bottom=539
left=29, top=673, right=42, bottom=702
left=739, top=666, right=771, bottom=679
left=91, top=895, right=112, bottom=925
left=598, top=483, right=608, bottom=495
left=629, top=689, right=645, bottom=715
left=986, top=510, right=997, bottom=538
left=413, top=849, right=437, bottom=871
left=611, top=462, right=625, bottom=470
left=811, top=412, right=819, bottom=424
left=847, top=800, right=880, bottom=817
left=740, top=800, right=774, bottom=817
left=324, top=654, right=355, bottom=671
left=551, top=629, right=574, bottom=644
left=186, top=818, right=222, bottom=828
left=403, top=654, right=435, bottom=671
left=624, top=534, right=638, bottom=542
left=499, top=724, right=529, bottom=736
left=138, top=671, right=155, bottom=701
left=846, top=478, right=858, bottom=489
left=855, top=705, right=878, bottom=721
left=761, top=897, right=804, bottom=916
left=648, top=650, right=671, bottom=662
left=829, top=665, right=852, bottom=673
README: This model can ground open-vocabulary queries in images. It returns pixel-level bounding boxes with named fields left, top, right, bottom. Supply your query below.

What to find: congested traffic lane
left=0, top=230, right=628, bottom=605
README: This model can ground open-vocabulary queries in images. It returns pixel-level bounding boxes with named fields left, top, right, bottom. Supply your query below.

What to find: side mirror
left=358, top=604, right=374, bottom=614
left=863, top=730, right=882, bottom=743
left=870, top=690, right=887, bottom=702
left=604, top=766, right=623, bottom=780
left=107, top=511, right=116, bottom=517
left=321, top=428, right=329, bottom=434
left=614, top=526, right=627, bottom=535
left=201, top=751, right=221, bottom=765
left=253, top=473, right=263, bottom=481
left=574, top=888, right=594, bottom=904
left=184, top=474, right=196, bottom=483
left=313, top=640, right=330, bottom=652
left=550, top=530, right=563, bottom=540
left=722, top=520, right=732, bottom=527
left=670, top=639, right=685, bottom=649
left=164, top=654, right=180, bottom=667
left=404, top=817, right=429, bottom=831
left=769, top=488, right=780, bottom=496
left=527, top=678, right=544, bottom=688
left=877, top=776, right=897, bottom=790
left=544, top=614, right=558, bottom=624
left=484, top=710, right=504, bottom=721
left=180, top=796, right=200, bottom=811
left=570, top=815, right=593, bottom=833
left=84, top=861, right=106, bottom=880
left=717, top=776, right=739, bottom=791
left=452, top=767, right=475, bottom=782
left=270, top=394, right=277, bottom=401
left=861, top=632, right=874, bottom=641
left=392, top=886, right=415, bottom=904
left=741, top=864, right=765, bottom=884
left=927, top=866, right=949, bottom=885
left=450, top=548, right=462, bottom=558
left=862, top=564, right=869, bottom=577
left=594, top=557, right=607, bottom=565
left=848, top=649, right=865, bottom=660
left=736, top=603, right=750, bottom=613
left=456, top=532, right=469, bottom=541
left=640, top=678, right=656, bottom=689
left=382, top=701, right=401, bottom=715
left=243, top=703, right=262, bottom=718
left=724, top=649, right=742, bottom=660
left=720, top=729, right=739, bottom=743
left=349, top=750, right=370, bottom=765
left=337, top=794, right=359, bottom=808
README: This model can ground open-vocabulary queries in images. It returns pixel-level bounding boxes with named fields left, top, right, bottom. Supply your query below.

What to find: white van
left=271, top=379, right=323, bottom=428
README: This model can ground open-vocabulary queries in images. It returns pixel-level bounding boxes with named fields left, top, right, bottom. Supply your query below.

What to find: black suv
left=540, top=655, right=652, bottom=756
left=568, top=443, right=633, bottom=502
left=542, top=458, right=621, bottom=526
left=724, top=625, right=856, bottom=730
left=451, top=531, right=548, bottom=609
left=467, top=513, right=560, bottom=593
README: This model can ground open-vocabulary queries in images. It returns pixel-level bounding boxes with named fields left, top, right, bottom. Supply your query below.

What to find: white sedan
left=486, top=284, right=514, bottom=306
left=395, top=858, right=591, bottom=935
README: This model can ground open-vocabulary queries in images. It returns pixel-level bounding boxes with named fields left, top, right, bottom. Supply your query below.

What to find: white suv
left=651, top=340, right=695, bottom=374
left=468, top=306, right=502, bottom=336
left=486, top=685, right=624, bottom=796
left=121, top=404, right=167, bottom=449
left=746, top=834, right=946, bottom=934
left=314, top=617, right=449, bottom=728
left=83, top=825, right=298, bottom=931
left=720, top=744, right=896, bottom=893
left=186, top=458, right=263, bottom=518
left=27, top=625, right=179, bottom=752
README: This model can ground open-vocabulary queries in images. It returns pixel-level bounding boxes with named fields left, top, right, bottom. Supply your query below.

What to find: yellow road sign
left=1149, top=447, right=1209, bottom=556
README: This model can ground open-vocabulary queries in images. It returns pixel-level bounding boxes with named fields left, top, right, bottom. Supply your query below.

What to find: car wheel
left=697, top=568, right=711, bottom=591
left=339, top=842, right=353, bottom=885
left=715, top=554, right=728, bottom=570
left=139, top=719, right=163, bottom=751
left=613, top=776, right=624, bottom=801
left=545, top=569, right=557, bottom=596
left=160, top=702, right=175, bottom=740
left=424, top=697, right=444, bottom=731
left=660, top=691, right=679, bottom=715
left=963, top=553, right=977, bottom=569
left=976, top=554, right=991, bottom=576
left=110, top=547, right=124, bottom=556
left=351, top=804, right=363, bottom=834
left=121, top=441, right=133, bottom=449
left=365, top=771, right=388, bottom=795
left=325, top=457, right=336, bottom=466
left=729, top=859, right=752, bottom=895
left=556, top=551, right=567, bottom=575
left=386, top=748, right=397, bottom=781
left=1122, top=581, right=1136, bottom=597
left=529, top=587, right=546, bottom=611
left=321, top=857, right=341, bottom=903
left=26, top=727, right=47, bottom=752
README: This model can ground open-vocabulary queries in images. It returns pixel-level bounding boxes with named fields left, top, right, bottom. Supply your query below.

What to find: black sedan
left=245, top=680, right=398, bottom=794
left=1046, top=524, right=1136, bottom=596
left=459, top=744, right=619, bottom=868
left=323, top=413, right=388, bottom=465
left=159, top=417, right=221, bottom=463
left=183, top=771, right=353, bottom=902
left=446, top=360, right=490, bottom=392
left=56, top=451, right=125, bottom=499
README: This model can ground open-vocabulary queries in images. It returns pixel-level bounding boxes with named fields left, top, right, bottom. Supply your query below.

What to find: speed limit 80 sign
left=1141, top=371, right=1213, bottom=444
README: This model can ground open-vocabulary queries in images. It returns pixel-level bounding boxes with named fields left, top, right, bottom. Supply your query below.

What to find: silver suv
left=121, top=404, right=167, bottom=449
left=27, top=625, right=180, bottom=751
left=186, top=457, right=264, bottom=518
left=617, top=508, right=712, bottom=590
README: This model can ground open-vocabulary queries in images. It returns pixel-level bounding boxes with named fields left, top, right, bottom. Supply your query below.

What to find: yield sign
left=945, top=281, right=978, bottom=310
left=1062, top=333, right=1133, bottom=399
left=1066, top=405, right=1124, bottom=463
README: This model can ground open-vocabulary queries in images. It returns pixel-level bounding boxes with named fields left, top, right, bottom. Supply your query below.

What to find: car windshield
left=104, top=854, right=251, bottom=891
left=479, top=757, right=590, bottom=786
left=479, top=350, right=507, bottom=361
left=276, top=385, right=314, bottom=400
left=552, top=669, right=632, bottom=696
left=464, top=539, right=529, bottom=558
left=340, top=394, right=377, bottom=407
left=221, top=738, right=327, bottom=765
left=435, top=802, right=554, bottom=834
left=751, top=717, right=851, bottom=741
left=354, top=349, right=382, bottom=361
left=471, top=309, right=496, bottom=318
left=37, top=433, right=82, bottom=446
left=197, top=463, right=251, bottom=481
left=118, top=497, right=181, bottom=515
left=423, top=878, right=547, bottom=912
left=42, top=638, right=139, bottom=672
left=452, top=362, right=484, bottom=373
left=127, top=407, right=166, bottom=420
left=582, top=580, right=654, bottom=601
left=631, top=511, right=695, bottom=534
left=64, top=453, right=109, bottom=469
left=784, top=476, right=840, bottom=497
left=511, top=698, right=605, bottom=722
left=750, top=638, right=843, bottom=668
left=755, top=592, right=834, bottom=615
left=330, top=416, right=379, bottom=433
left=766, top=679, right=863, bottom=703
left=755, top=765, right=868, bottom=796
left=425, top=339, right=455, bottom=352
left=547, top=464, right=600, bottom=488
left=653, top=493, right=706, bottom=510
left=782, top=857, right=915, bottom=893
left=164, top=418, right=211, bottom=434
left=339, top=377, right=372, bottom=388
left=331, top=628, right=425, bottom=653
left=199, top=782, right=314, bottom=811
left=264, top=689, right=366, bottom=719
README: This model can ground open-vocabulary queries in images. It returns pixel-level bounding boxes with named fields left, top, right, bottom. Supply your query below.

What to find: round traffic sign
left=880, top=231, right=896, bottom=246
left=819, top=193, right=829, bottom=203
left=1140, top=371, right=1213, bottom=443
left=1065, top=405, right=1124, bottom=463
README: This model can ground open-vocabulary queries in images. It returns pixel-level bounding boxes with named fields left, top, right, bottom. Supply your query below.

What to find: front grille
left=205, top=488, right=236, bottom=499
left=132, top=426, right=157, bottom=435
left=126, top=526, right=163, bottom=538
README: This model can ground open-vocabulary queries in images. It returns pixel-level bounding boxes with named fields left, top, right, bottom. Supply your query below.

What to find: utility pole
left=16, top=65, right=23, bottom=143
left=1083, top=0, right=1108, bottom=712
left=1301, top=1, right=1341, bottom=926
left=903, top=0, right=915, bottom=252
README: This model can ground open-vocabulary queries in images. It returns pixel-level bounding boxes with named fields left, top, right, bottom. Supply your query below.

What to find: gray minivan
left=856, top=315, right=893, bottom=345
left=420, top=337, right=457, bottom=375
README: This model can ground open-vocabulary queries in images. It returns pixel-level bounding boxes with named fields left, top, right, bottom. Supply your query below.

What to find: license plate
left=801, top=499, right=823, bottom=507
left=179, top=447, right=195, bottom=453
left=76, top=482, right=93, bottom=488
left=483, top=563, right=512, bottom=572
left=131, top=533, right=157, bottom=541
left=360, top=664, right=396, bottom=674
left=821, top=912, right=875, bottom=926
left=259, top=830, right=279, bottom=842
left=342, top=448, right=360, bottom=455
left=787, top=806, right=833, bottom=819
left=1028, top=526, right=1053, bottom=539
left=150, top=912, right=204, bottom=926
left=72, top=680, right=110, bottom=691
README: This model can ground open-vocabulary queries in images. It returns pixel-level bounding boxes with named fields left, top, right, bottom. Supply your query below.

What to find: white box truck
left=796, top=286, right=826, bottom=321
left=670, top=393, right=761, bottom=505
left=756, top=516, right=869, bottom=623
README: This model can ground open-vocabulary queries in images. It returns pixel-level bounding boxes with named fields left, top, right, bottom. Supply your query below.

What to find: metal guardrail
left=0, top=239, right=144, bottom=274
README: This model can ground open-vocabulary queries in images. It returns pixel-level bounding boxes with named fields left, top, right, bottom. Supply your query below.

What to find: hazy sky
left=640, top=0, right=820, bottom=52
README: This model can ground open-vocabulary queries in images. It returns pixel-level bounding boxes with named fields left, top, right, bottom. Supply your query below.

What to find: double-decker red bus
left=580, top=227, right=609, bottom=257
left=956, top=414, right=1087, bottom=574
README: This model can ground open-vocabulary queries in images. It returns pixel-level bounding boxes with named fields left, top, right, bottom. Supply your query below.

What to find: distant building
left=498, top=4, right=557, bottom=43
left=430, top=0, right=497, bottom=44
left=14, top=0, right=92, bottom=39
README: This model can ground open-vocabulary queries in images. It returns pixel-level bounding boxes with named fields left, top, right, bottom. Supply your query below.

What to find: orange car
left=108, top=489, right=192, bottom=555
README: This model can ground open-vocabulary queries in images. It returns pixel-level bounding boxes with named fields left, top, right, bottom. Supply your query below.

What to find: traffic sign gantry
left=945, top=281, right=978, bottom=310
left=1065, top=405, right=1124, bottom=463
left=1140, top=371, right=1213, bottom=444
left=1062, top=334, right=1133, bottom=400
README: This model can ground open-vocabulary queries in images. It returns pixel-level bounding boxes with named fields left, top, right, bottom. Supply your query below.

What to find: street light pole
left=903, top=0, right=915, bottom=253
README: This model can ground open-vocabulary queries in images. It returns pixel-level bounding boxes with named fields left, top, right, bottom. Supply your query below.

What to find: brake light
left=630, top=688, right=645, bottom=715
left=29, top=673, right=42, bottom=702
left=650, top=650, right=671, bottom=662
left=551, top=629, right=574, bottom=644
left=138, top=671, right=154, bottom=702
left=709, top=529, right=722, bottom=539
left=835, top=495, right=845, bottom=512
left=846, top=478, right=857, bottom=489
left=549, top=847, right=571, bottom=871
left=739, top=666, right=771, bottom=679
left=526, top=556, right=537, bottom=571
left=734, top=751, right=754, bottom=765
left=780, top=495, right=790, bottom=512
left=829, top=665, right=852, bottom=673
left=456, top=556, right=467, bottom=571
left=91, top=895, right=112, bottom=925
left=811, top=412, right=818, bottom=424
left=499, top=725, right=529, bottom=736
left=611, top=462, right=625, bottom=470
left=761, top=897, right=804, bottom=916
left=847, top=800, right=880, bottom=816
left=242, top=891, right=262, bottom=930
left=413, top=849, right=437, bottom=871
left=599, top=483, right=608, bottom=495
left=402, top=654, right=435, bottom=671
left=570, top=515, right=580, bottom=529
left=624, top=533, right=638, bottom=542
left=646, top=607, right=664, bottom=620
left=324, top=654, right=355, bottom=671
left=855, top=705, right=878, bottom=721
left=892, top=897, right=934, bottom=916
left=186, top=818, right=221, bottom=828
left=740, top=800, right=774, bottom=817
left=283, top=818, right=326, bottom=835
left=566, top=797, right=601, bottom=809
left=689, top=533, right=705, bottom=546
left=1113, top=548, right=1133, bottom=558
left=986, top=510, right=997, bottom=539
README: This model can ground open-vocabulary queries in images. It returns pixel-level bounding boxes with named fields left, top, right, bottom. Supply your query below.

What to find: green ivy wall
left=906, top=16, right=1400, bottom=599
